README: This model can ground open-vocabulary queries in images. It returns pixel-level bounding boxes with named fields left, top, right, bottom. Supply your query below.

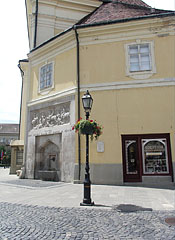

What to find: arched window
left=142, top=139, right=169, bottom=174
left=126, top=140, right=137, bottom=174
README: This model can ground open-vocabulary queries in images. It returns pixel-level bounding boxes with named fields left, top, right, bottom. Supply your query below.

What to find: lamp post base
left=80, top=175, right=94, bottom=206
left=80, top=201, right=94, bottom=206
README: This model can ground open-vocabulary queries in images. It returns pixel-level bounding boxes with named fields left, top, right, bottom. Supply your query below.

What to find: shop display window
left=142, top=139, right=169, bottom=174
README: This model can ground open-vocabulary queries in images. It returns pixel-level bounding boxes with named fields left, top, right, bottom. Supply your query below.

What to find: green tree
left=0, top=145, right=11, bottom=167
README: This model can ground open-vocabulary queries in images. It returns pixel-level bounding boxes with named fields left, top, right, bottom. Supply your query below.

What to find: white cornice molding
left=28, top=87, right=77, bottom=107
left=80, top=78, right=175, bottom=92
left=60, top=0, right=101, bottom=7
left=28, top=78, right=175, bottom=106
left=37, top=15, right=75, bottom=29
left=39, top=0, right=101, bottom=8
left=78, top=17, right=175, bottom=46
left=39, top=0, right=100, bottom=12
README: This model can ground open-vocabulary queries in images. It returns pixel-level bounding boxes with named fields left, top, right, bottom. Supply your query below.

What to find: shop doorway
left=122, top=136, right=142, bottom=182
left=122, top=134, right=173, bottom=182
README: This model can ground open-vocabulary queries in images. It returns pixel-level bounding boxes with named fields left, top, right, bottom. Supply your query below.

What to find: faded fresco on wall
left=30, top=102, right=70, bottom=130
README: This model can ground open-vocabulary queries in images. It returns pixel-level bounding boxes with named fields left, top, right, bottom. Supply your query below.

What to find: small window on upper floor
left=39, top=62, right=54, bottom=91
left=129, top=44, right=151, bottom=72
left=125, top=41, right=156, bottom=79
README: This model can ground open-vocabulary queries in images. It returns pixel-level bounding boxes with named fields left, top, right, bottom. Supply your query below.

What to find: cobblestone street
left=0, top=169, right=174, bottom=239
left=0, top=202, right=175, bottom=240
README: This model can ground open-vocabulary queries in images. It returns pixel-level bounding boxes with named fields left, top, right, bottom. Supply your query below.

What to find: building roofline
left=75, top=11, right=175, bottom=29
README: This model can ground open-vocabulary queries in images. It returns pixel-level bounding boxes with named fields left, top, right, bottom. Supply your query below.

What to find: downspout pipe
left=17, top=62, right=25, bottom=140
left=34, top=0, right=38, bottom=48
left=74, top=26, right=81, bottom=181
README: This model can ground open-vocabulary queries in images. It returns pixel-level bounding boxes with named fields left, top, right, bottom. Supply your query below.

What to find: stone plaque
left=97, top=141, right=104, bottom=153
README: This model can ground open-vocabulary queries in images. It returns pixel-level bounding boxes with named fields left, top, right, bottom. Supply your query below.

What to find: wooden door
left=122, top=136, right=142, bottom=182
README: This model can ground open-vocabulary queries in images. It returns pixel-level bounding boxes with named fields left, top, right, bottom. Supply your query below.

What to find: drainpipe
left=17, top=62, right=25, bottom=140
left=74, top=26, right=81, bottom=181
left=34, top=0, right=38, bottom=48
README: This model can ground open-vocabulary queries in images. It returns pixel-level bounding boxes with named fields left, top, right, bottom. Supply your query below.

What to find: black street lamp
left=80, top=90, right=94, bottom=206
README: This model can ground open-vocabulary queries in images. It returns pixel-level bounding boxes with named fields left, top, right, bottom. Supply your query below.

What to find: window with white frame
left=39, top=62, right=53, bottom=90
left=129, top=43, right=151, bottom=72
left=125, top=41, right=156, bottom=79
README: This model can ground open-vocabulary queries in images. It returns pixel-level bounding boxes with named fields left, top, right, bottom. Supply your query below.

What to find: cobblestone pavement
left=0, top=202, right=175, bottom=240
left=0, top=179, right=65, bottom=188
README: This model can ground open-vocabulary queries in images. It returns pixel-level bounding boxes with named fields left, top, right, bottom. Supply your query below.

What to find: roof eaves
left=76, top=11, right=175, bottom=29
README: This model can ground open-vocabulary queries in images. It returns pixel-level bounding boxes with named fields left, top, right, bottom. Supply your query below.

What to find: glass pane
left=41, top=67, right=46, bottom=74
left=142, top=139, right=169, bottom=174
left=83, top=99, right=91, bottom=109
left=48, top=63, right=52, bottom=71
left=40, top=81, right=44, bottom=89
left=140, top=53, right=150, bottom=70
left=46, top=80, right=51, bottom=86
left=130, top=55, right=139, bottom=63
left=140, top=44, right=149, bottom=53
left=129, top=46, right=138, bottom=54
left=130, top=63, right=140, bottom=72
left=140, top=63, right=150, bottom=71
left=141, top=54, right=150, bottom=62
left=40, top=63, right=53, bottom=90
left=125, top=141, right=138, bottom=174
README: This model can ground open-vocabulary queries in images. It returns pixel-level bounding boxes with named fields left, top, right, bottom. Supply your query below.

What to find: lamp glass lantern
left=82, top=90, right=93, bottom=114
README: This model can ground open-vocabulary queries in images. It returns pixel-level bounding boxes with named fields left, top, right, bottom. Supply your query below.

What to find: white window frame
left=39, top=61, right=54, bottom=93
left=125, top=40, right=156, bottom=79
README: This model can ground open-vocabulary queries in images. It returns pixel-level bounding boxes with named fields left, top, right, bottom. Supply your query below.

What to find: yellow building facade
left=19, top=0, right=175, bottom=186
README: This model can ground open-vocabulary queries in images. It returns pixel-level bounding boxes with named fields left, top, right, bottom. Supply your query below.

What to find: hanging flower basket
left=72, top=118, right=103, bottom=140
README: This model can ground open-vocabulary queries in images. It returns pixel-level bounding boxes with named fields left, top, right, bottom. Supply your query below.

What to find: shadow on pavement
left=112, top=204, right=153, bottom=213
left=93, top=203, right=112, bottom=208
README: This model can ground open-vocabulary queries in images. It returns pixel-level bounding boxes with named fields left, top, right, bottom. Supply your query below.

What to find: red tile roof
left=111, top=0, right=150, bottom=8
left=78, top=0, right=173, bottom=25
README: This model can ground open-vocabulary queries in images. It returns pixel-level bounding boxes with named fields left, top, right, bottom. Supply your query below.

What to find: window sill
left=38, top=86, right=54, bottom=96
left=127, top=71, right=156, bottom=80
left=143, top=173, right=170, bottom=176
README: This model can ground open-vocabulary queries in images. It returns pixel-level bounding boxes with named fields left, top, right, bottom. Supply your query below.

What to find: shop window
left=142, top=139, right=169, bottom=174
left=39, top=62, right=53, bottom=91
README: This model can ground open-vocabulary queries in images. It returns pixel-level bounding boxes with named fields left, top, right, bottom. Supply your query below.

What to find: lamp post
left=80, top=90, right=94, bottom=206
